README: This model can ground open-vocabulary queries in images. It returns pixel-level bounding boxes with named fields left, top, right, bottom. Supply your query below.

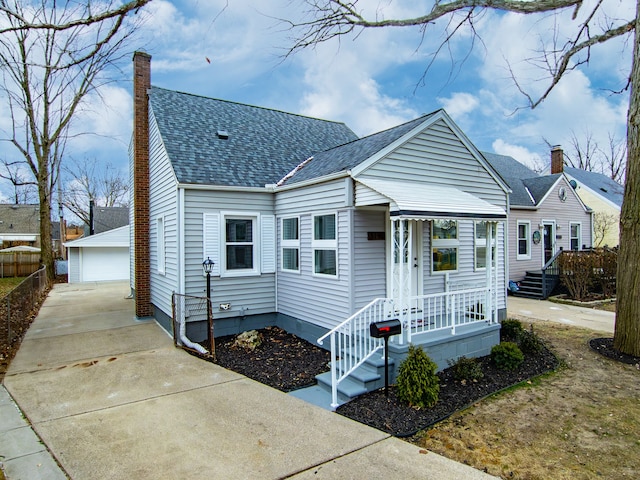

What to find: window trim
left=431, top=219, right=459, bottom=274
left=474, top=221, right=496, bottom=271
left=312, top=212, right=338, bottom=278
left=570, top=222, right=582, bottom=251
left=281, top=216, right=300, bottom=273
left=516, top=220, right=531, bottom=261
left=157, top=216, right=166, bottom=275
left=221, top=211, right=260, bottom=277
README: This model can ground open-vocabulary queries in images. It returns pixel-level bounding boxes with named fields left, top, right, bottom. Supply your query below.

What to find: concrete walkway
left=507, top=295, right=615, bottom=334
left=1, top=282, right=495, bottom=480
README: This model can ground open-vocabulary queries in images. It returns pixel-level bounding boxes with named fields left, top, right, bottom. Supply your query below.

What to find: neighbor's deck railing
left=317, top=298, right=391, bottom=409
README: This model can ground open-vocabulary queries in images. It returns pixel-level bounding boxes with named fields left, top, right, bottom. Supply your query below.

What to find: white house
left=130, top=52, right=510, bottom=407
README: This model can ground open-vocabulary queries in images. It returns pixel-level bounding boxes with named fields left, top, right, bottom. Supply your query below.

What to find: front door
left=543, top=222, right=555, bottom=264
left=389, top=219, right=421, bottom=307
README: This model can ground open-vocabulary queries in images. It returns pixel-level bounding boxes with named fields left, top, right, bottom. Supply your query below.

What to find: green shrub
left=396, top=345, right=440, bottom=408
left=500, top=319, right=524, bottom=342
left=491, top=342, right=524, bottom=371
left=449, top=356, right=484, bottom=382
left=519, top=325, right=544, bottom=354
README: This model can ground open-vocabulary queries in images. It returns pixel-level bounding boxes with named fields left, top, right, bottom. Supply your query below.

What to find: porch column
left=485, top=221, right=493, bottom=323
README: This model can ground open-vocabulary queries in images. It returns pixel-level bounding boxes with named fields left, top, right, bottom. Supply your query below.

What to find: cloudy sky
left=0, top=0, right=632, bottom=205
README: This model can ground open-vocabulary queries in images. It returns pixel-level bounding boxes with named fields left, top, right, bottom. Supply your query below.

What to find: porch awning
left=355, top=178, right=507, bottom=220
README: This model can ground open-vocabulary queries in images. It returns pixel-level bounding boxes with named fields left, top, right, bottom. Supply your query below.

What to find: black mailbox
left=370, top=319, right=402, bottom=338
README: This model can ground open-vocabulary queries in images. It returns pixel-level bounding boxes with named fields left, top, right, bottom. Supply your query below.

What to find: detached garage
left=65, top=226, right=130, bottom=283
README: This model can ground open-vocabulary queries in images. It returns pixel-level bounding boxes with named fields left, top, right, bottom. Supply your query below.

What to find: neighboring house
left=0, top=204, right=40, bottom=248
left=562, top=166, right=623, bottom=248
left=88, top=205, right=129, bottom=235
left=65, top=225, right=130, bottom=283
left=483, top=148, right=593, bottom=296
left=130, top=52, right=510, bottom=407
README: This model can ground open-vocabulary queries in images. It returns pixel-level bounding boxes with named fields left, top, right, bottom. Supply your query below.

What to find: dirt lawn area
left=414, top=321, right=640, bottom=479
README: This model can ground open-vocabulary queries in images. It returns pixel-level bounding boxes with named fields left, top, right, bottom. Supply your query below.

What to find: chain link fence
left=172, top=293, right=215, bottom=360
left=1, top=267, right=50, bottom=369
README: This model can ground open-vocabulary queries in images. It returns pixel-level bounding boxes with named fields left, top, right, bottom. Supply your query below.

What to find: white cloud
left=492, top=139, right=545, bottom=171
left=437, top=92, right=479, bottom=119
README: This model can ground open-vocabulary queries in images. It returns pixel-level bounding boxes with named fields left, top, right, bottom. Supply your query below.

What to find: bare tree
left=0, top=158, right=38, bottom=203
left=593, top=211, right=619, bottom=248
left=548, top=131, right=627, bottom=183
left=0, top=1, right=146, bottom=282
left=286, top=0, right=640, bottom=355
left=63, top=157, right=129, bottom=225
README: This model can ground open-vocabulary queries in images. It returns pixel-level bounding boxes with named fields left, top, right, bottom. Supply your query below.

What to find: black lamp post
left=202, top=257, right=215, bottom=357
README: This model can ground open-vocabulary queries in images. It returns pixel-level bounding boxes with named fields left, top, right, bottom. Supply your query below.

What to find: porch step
left=313, top=353, right=396, bottom=407
left=288, top=385, right=334, bottom=410
left=512, top=270, right=560, bottom=299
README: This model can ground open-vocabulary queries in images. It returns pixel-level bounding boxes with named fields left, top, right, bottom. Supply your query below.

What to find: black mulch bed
left=589, top=337, right=640, bottom=365
left=212, top=326, right=330, bottom=392
left=207, top=326, right=560, bottom=437
left=337, top=346, right=559, bottom=437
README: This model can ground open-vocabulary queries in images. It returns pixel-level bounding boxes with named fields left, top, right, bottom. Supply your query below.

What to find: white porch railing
left=317, top=298, right=391, bottom=410
left=317, top=288, right=496, bottom=409
left=403, top=287, right=492, bottom=343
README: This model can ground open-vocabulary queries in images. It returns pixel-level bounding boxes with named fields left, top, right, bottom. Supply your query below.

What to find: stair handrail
left=318, top=297, right=391, bottom=409
left=541, top=249, right=563, bottom=299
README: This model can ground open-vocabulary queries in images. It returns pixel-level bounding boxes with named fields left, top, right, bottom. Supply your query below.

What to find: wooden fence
left=0, top=252, right=41, bottom=278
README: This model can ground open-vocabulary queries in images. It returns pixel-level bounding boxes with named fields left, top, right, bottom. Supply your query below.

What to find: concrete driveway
left=2, top=281, right=495, bottom=480
left=507, top=295, right=615, bottom=334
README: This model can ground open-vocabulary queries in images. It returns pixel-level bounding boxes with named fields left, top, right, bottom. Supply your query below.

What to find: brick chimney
left=551, top=145, right=564, bottom=174
left=132, top=51, right=152, bottom=319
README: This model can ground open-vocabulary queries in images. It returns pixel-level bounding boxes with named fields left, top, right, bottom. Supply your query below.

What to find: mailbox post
left=369, top=319, right=402, bottom=396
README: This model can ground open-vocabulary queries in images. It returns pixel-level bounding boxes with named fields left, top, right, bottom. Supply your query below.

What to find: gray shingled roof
left=92, top=207, right=129, bottom=234
left=481, top=152, right=539, bottom=206
left=0, top=204, right=40, bottom=233
left=564, top=166, right=624, bottom=207
left=149, top=87, right=359, bottom=188
left=482, top=152, right=566, bottom=207
left=282, top=114, right=435, bottom=185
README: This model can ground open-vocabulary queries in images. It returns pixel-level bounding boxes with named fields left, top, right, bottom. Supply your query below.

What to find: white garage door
left=81, top=247, right=130, bottom=282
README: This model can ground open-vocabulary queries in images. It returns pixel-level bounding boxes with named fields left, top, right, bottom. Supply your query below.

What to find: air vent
left=600, top=187, right=608, bottom=193
left=216, top=130, right=229, bottom=140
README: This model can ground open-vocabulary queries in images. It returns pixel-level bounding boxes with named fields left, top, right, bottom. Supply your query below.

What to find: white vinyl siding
left=516, top=220, right=531, bottom=261
left=147, top=106, right=179, bottom=318
left=185, top=189, right=276, bottom=318
left=361, top=119, right=507, bottom=210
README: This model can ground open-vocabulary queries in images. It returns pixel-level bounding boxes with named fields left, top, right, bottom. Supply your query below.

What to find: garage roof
left=64, top=225, right=129, bottom=248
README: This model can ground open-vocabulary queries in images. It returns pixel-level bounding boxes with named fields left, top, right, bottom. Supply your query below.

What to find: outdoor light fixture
left=202, top=257, right=215, bottom=275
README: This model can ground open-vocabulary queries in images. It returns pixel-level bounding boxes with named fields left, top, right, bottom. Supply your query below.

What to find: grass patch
left=0, top=277, right=26, bottom=298
left=414, top=322, right=640, bottom=479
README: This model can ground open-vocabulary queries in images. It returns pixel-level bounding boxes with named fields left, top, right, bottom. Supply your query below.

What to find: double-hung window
left=516, top=221, right=531, bottom=260
left=474, top=221, right=496, bottom=270
left=432, top=220, right=458, bottom=273
left=281, top=217, right=300, bottom=272
left=225, top=215, right=257, bottom=275
left=313, top=213, right=337, bottom=276
left=570, top=223, right=581, bottom=251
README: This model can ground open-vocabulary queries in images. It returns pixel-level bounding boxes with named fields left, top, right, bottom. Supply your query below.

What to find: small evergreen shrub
left=395, top=345, right=440, bottom=408
left=449, top=356, right=484, bottom=382
left=491, top=342, right=524, bottom=371
left=500, top=319, right=524, bottom=342
left=519, top=325, right=544, bottom=354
